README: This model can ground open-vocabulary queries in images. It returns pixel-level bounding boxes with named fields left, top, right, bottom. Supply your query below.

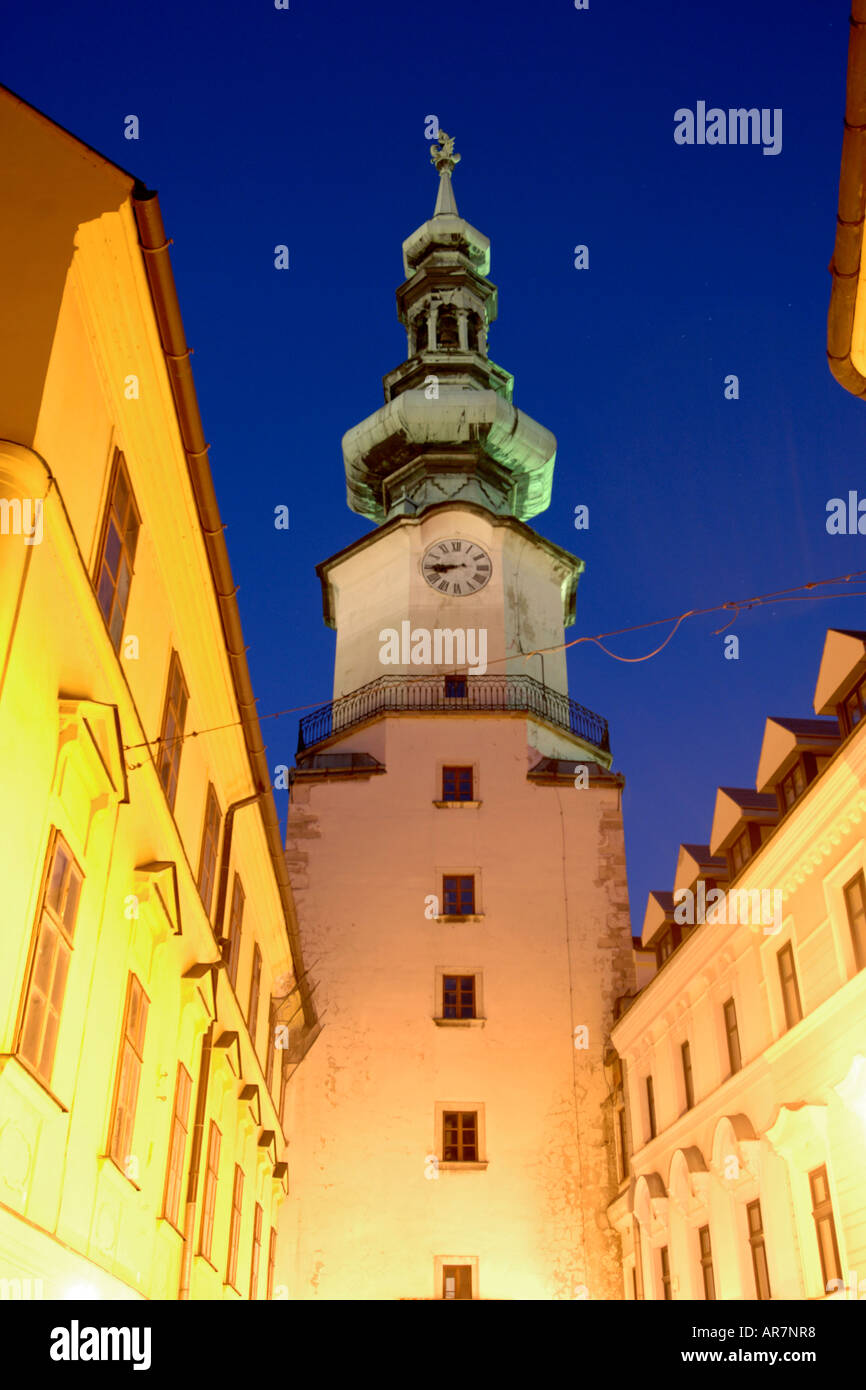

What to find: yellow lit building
left=608, top=628, right=866, bottom=1300
left=0, top=85, right=317, bottom=1301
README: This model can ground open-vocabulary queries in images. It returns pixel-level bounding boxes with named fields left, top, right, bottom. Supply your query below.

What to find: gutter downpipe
left=130, top=186, right=316, bottom=1031
left=827, top=0, right=866, bottom=397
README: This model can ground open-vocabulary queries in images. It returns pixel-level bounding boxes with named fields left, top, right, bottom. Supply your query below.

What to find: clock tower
left=280, top=136, right=635, bottom=1301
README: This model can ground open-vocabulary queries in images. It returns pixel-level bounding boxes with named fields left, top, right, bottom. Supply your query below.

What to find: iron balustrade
left=297, top=674, right=609, bottom=754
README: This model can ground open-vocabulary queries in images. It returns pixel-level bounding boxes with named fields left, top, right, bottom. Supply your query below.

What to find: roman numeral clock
left=421, top=539, right=492, bottom=596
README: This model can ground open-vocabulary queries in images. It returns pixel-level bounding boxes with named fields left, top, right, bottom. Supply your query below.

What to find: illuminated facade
left=279, top=137, right=634, bottom=1300
left=0, top=87, right=316, bottom=1301
left=608, top=628, right=866, bottom=1301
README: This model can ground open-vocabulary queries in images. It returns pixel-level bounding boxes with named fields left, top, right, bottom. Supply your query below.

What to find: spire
left=339, top=134, right=557, bottom=526
left=431, top=131, right=460, bottom=217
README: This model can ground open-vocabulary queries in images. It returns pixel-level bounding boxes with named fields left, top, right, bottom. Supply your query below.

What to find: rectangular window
left=843, top=871, right=866, bottom=972
left=443, top=1111, right=477, bottom=1162
left=617, top=1106, right=629, bottom=1182
left=226, top=1164, right=244, bottom=1289
left=646, top=1075, right=656, bottom=1140
left=444, top=675, right=467, bottom=699
left=199, top=1121, right=221, bottom=1261
left=443, top=875, right=475, bottom=915
left=442, top=975, right=476, bottom=1019
left=659, top=1245, right=671, bottom=1301
left=250, top=1201, right=263, bottom=1301
left=95, top=450, right=140, bottom=652
left=723, top=997, right=742, bottom=1074
left=442, top=766, right=473, bottom=801
left=248, top=943, right=262, bottom=1049
left=809, top=1165, right=842, bottom=1290
left=777, top=943, right=803, bottom=1029
left=18, top=832, right=83, bottom=1085
left=699, top=1225, right=716, bottom=1300
left=224, top=874, right=244, bottom=989
left=162, top=1063, right=192, bottom=1229
left=267, top=1227, right=277, bottom=1300
left=442, top=1265, right=472, bottom=1300
left=843, top=677, right=866, bottom=733
left=108, top=974, right=149, bottom=1171
left=730, top=827, right=751, bottom=876
left=747, top=1199, right=771, bottom=1300
left=197, top=784, right=221, bottom=917
left=681, top=1041, right=694, bottom=1111
left=779, top=760, right=807, bottom=811
left=156, top=651, right=188, bottom=812
left=266, top=1000, right=276, bottom=1091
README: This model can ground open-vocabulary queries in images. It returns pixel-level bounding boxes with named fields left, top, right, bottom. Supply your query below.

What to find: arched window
left=437, top=308, right=459, bottom=350
left=414, top=314, right=428, bottom=353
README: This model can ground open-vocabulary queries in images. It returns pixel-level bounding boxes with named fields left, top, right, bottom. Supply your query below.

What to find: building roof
left=709, top=786, right=778, bottom=855
left=755, top=716, right=840, bottom=793
left=813, top=628, right=866, bottom=714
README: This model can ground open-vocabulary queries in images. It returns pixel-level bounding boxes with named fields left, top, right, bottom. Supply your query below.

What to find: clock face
left=421, top=538, right=492, bottom=596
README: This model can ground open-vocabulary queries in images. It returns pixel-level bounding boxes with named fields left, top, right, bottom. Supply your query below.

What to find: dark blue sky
left=9, top=0, right=865, bottom=930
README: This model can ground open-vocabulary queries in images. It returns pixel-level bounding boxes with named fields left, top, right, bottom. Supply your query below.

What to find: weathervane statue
left=431, top=130, right=461, bottom=175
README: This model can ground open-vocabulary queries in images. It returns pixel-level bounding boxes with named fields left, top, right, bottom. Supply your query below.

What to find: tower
left=281, top=135, right=635, bottom=1300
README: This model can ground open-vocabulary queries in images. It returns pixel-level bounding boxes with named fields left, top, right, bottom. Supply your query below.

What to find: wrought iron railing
left=297, top=674, right=609, bottom=754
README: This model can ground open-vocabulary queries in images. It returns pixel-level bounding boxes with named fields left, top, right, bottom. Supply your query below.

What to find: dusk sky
left=7, top=0, right=864, bottom=929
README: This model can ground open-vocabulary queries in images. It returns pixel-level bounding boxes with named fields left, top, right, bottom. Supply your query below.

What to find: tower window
left=746, top=1199, right=771, bottom=1300
left=443, top=1111, right=477, bottom=1162
left=777, top=942, right=803, bottom=1029
left=414, top=314, right=428, bottom=353
left=95, top=449, right=140, bottom=652
left=442, top=1265, right=473, bottom=1300
left=442, top=975, right=476, bottom=1019
left=809, top=1165, right=842, bottom=1291
left=444, top=674, right=467, bottom=698
left=443, top=875, right=475, bottom=915
left=442, top=766, right=473, bottom=801
left=843, top=871, right=866, bottom=971
left=467, top=310, right=483, bottom=353
left=699, top=1225, right=716, bottom=1300
left=437, top=308, right=459, bottom=349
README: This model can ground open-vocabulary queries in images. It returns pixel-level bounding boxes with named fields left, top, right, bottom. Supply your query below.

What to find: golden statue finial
left=431, top=131, right=461, bottom=176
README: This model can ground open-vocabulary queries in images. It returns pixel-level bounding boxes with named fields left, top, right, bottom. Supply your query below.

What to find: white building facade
left=609, top=628, right=866, bottom=1302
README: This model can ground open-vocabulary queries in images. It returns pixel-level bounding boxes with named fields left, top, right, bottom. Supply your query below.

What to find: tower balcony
left=296, top=673, right=610, bottom=758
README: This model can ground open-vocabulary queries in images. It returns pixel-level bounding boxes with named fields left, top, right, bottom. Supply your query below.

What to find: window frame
left=107, top=973, right=150, bottom=1175
left=442, top=766, right=474, bottom=802
left=199, top=1120, right=222, bottom=1262
left=842, top=871, right=866, bottom=972
left=723, top=996, right=742, bottom=1075
left=809, top=1165, right=842, bottom=1291
left=17, top=829, right=83, bottom=1087
left=250, top=1201, right=263, bottom=1301
left=224, top=874, right=244, bottom=990
left=155, top=650, right=189, bottom=813
left=162, top=1062, right=192, bottom=1230
left=746, top=1199, right=772, bottom=1300
left=197, top=783, right=222, bottom=918
left=681, top=1040, right=694, bottom=1111
left=94, top=448, right=141, bottom=653
left=645, top=1075, right=657, bottom=1141
left=698, top=1224, right=716, bottom=1300
left=777, top=941, right=803, bottom=1030
left=226, top=1163, right=244, bottom=1291
left=442, top=874, right=475, bottom=916
left=247, top=942, right=262, bottom=1051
